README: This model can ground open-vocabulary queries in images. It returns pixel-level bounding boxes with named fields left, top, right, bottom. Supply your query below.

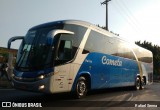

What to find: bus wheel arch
left=82, top=74, right=91, bottom=91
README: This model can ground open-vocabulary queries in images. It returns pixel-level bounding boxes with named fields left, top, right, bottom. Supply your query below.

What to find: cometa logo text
left=102, top=56, right=122, bottom=67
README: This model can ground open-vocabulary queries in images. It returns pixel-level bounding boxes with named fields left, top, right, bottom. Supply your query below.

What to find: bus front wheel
left=75, top=76, right=88, bottom=99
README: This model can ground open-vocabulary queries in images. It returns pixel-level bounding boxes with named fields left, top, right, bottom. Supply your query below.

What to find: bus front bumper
left=12, top=76, right=53, bottom=93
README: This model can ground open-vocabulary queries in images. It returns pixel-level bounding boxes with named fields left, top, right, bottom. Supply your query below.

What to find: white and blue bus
left=8, top=20, right=153, bottom=98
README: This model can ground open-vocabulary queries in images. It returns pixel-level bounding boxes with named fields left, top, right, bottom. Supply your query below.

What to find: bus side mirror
left=8, top=36, right=24, bottom=49
left=46, top=29, right=74, bottom=45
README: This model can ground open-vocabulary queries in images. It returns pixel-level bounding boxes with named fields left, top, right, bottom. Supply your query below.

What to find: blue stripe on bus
left=72, top=52, right=139, bottom=91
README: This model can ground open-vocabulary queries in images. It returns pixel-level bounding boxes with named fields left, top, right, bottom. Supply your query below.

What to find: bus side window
left=57, top=40, right=72, bottom=61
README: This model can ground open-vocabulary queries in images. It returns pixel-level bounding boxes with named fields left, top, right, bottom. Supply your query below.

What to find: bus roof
left=29, top=20, right=92, bottom=30
left=29, top=19, right=117, bottom=38
left=29, top=20, right=152, bottom=54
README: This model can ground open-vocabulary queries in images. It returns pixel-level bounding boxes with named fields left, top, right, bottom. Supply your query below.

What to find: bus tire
left=140, top=77, right=145, bottom=90
left=143, top=76, right=146, bottom=85
left=134, top=77, right=141, bottom=90
left=75, top=76, right=88, bottom=99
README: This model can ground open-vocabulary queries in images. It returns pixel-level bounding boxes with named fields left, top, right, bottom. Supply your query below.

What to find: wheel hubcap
left=77, top=81, right=86, bottom=96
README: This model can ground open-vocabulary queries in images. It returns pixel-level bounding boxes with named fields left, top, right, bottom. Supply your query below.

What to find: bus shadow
left=86, top=87, right=135, bottom=97
left=42, top=86, right=136, bottom=101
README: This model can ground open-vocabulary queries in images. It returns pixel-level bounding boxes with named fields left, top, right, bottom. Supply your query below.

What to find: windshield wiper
left=17, top=49, right=28, bottom=67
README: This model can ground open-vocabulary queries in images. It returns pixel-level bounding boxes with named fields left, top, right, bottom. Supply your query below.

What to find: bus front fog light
left=39, top=85, right=45, bottom=90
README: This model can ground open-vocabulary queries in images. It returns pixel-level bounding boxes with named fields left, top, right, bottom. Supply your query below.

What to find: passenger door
left=53, top=37, right=73, bottom=93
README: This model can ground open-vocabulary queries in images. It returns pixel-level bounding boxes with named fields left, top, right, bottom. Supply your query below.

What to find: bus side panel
left=141, top=62, right=153, bottom=84
left=73, top=52, right=139, bottom=90
left=51, top=64, right=71, bottom=93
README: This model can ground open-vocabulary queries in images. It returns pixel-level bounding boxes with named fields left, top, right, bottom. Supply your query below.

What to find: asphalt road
left=0, top=82, right=160, bottom=110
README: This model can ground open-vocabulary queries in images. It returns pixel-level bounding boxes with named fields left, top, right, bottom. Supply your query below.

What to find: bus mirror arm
left=48, top=29, right=74, bottom=38
left=8, top=36, right=24, bottom=49
left=47, top=29, right=74, bottom=46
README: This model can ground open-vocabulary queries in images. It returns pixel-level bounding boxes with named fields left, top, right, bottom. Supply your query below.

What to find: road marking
left=127, top=93, right=134, bottom=101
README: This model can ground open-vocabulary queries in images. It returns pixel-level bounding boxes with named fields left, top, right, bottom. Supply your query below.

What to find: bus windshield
left=16, top=28, right=56, bottom=71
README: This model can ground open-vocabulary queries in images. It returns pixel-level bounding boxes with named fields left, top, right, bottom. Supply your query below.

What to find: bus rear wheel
left=134, top=77, right=141, bottom=90
left=140, top=77, right=145, bottom=90
left=75, top=76, right=88, bottom=99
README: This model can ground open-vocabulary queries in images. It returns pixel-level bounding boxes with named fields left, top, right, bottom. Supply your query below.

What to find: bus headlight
left=37, top=72, right=53, bottom=80
left=38, top=75, right=45, bottom=80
